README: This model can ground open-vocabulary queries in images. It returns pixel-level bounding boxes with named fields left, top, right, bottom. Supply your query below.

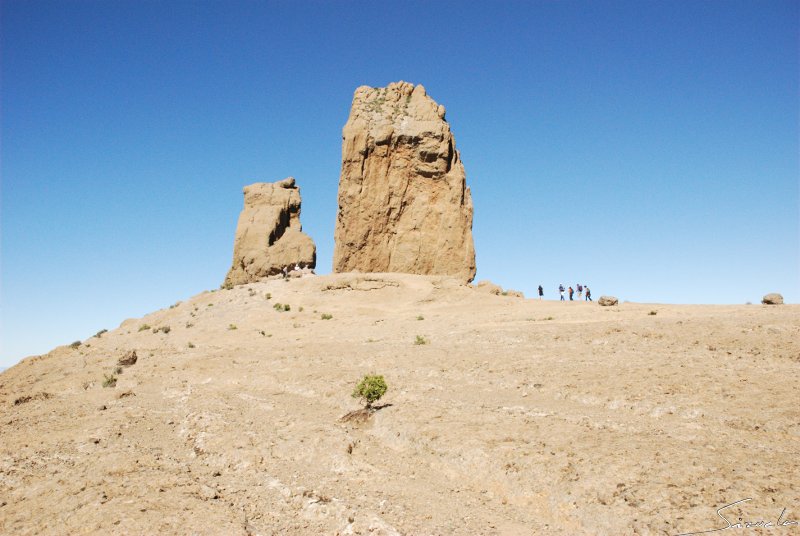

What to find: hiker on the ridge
left=538, top=285, right=544, bottom=300
left=559, top=284, right=565, bottom=301
left=568, top=286, right=574, bottom=301
left=577, top=283, right=583, bottom=299
left=585, top=286, right=592, bottom=301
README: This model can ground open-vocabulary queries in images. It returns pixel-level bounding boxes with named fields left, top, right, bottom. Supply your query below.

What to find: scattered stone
left=199, top=485, right=219, bottom=500
left=473, top=281, right=502, bottom=295
left=117, top=350, right=138, bottom=367
left=599, top=296, right=619, bottom=306
left=761, top=293, right=784, bottom=305
left=504, top=289, right=524, bottom=298
left=13, top=392, right=52, bottom=406
left=223, top=178, right=316, bottom=287
left=117, top=391, right=135, bottom=399
left=333, top=82, right=476, bottom=282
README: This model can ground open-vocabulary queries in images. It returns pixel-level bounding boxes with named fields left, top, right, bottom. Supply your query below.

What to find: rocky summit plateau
left=1, top=273, right=798, bottom=535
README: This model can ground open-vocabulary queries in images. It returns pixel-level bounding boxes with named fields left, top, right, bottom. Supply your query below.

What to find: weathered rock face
left=333, top=81, right=476, bottom=282
left=223, top=178, right=316, bottom=287
left=762, top=293, right=784, bottom=305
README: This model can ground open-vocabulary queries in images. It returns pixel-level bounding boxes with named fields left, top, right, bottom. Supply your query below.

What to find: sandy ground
left=1, top=273, right=798, bottom=535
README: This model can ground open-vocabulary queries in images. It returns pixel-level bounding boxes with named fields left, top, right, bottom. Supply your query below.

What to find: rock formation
left=223, top=178, right=316, bottom=287
left=761, top=293, right=784, bottom=305
left=333, top=81, right=476, bottom=282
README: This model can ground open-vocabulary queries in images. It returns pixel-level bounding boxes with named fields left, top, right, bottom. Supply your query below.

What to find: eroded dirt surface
left=1, top=274, right=798, bottom=535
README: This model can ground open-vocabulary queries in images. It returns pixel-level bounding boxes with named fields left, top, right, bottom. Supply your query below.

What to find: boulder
left=505, top=289, right=525, bottom=298
left=117, top=350, right=138, bottom=367
left=223, top=178, right=316, bottom=287
left=598, top=296, right=619, bottom=306
left=761, top=293, right=784, bottom=305
left=333, top=82, right=476, bottom=283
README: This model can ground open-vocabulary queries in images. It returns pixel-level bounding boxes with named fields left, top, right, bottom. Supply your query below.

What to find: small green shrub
left=351, top=375, right=388, bottom=409
left=138, top=324, right=151, bottom=332
left=274, top=303, right=284, bottom=311
left=94, top=329, right=108, bottom=338
left=185, top=322, right=194, bottom=328
left=283, top=304, right=291, bottom=312
left=265, top=293, right=272, bottom=300
left=102, top=374, right=117, bottom=388
left=648, top=310, right=658, bottom=316
left=69, top=340, right=82, bottom=349
left=321, top=313, right=333, bottom=320
left=188, top=342, right=195, bottom=348
left=228, top=324, right=237, bottom=330
left=220, top=281, right=233, bottom=290
left=414, top=335, right=428, bottom=345
left=299, top=306, right=304, bottom=312
left=416, top=315, right=424, bottom=321
left=153, top=326, right=171, bottom=334
left=207, top=303, right=213, bottom=307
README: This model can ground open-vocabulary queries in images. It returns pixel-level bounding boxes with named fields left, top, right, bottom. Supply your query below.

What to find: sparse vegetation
left=188, top=342, right=195, bottom=348
left=94, top=329, right=108, bottom=338
left=114, top=366, right=123, bottom=375
left=299, top=306, right=304, bottom=312
left=416, top=315, right=424, bottom=321
left=185, top=322, right=194, bottom=328
left=138, top=324, right=151, bottom=332
left=169, top=301, right=181, bottom=309
left=221, top=281, right=234, bottom=290
left=228, top=324, right=237, bottom=330
left=321, top=313, right=333, bottom=320
left=649, top=310, right=658, bottom=316
left=102, top=374, right=117, bottom=388
left=152, top=326, right=171, bottom=334
left=207, top=303, right=213, bottom=307
left=414, top=335, right=428, bottom=345
left=69, top=340, right=82, bottom=349
left=351, top=374, right=388, bottom=409
left=274, top=303, right=291, bottom=312
left=265, top=293, right=272, bottom=300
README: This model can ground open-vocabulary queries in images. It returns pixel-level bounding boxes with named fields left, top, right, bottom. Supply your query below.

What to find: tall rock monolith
left=333, top=81, right=476, bottom=282
left=223, top=178, right=316, bottom=287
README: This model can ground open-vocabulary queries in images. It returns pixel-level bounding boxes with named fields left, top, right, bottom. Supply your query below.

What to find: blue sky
left=2, top=0, right=798, bottom=367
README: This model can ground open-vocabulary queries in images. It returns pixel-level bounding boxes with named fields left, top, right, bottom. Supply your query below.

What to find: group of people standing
left=537, top=284, right=592, bottom=301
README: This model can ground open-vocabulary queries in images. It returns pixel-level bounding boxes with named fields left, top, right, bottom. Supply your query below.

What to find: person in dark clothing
left=568, top=286, right=574, bottom=300
left=585, top=286, right=592, bottom=301
left=559, top=284, right=565, bottom=301
left=538, top=285, right=544, bottom=300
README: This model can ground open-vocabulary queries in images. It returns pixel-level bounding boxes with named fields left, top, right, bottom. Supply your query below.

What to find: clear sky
left=2, top=0, right=798, bottom=368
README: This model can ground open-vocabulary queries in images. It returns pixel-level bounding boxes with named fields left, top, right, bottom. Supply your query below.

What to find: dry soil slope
left=1, top=273, right=798, bottom=535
